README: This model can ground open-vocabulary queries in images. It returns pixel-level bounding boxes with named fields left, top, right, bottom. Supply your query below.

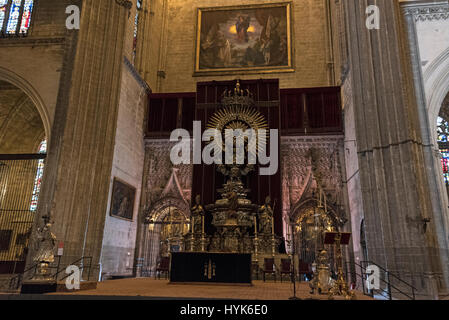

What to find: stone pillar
left=341, top=0, right=448, bottom=298
left=401, top=1, right=449, bottom=295
left=29, top=0, right=131, bottom=281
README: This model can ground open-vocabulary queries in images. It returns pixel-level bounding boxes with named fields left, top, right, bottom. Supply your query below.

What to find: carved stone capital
left=402, top=2, right=449, bottom=22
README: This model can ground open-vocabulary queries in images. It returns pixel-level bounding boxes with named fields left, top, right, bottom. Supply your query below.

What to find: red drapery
left=280, top=87, right=342, bottom=135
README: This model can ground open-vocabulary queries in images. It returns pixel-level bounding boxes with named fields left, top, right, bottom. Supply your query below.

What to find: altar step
left=44, top=278, right=375, bottom=300
left=19, top=280, right=97, bottom=294
left=56, top=281, right=97, bottom=292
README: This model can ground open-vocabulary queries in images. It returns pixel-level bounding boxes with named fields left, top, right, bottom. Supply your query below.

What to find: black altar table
left=169, top=252, right=252, bottom=284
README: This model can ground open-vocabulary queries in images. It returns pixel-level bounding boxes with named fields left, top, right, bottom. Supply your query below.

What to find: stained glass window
left=133, top=0, right=142, bottom=64
left=0, top=0, right=34, bottom=35
left=0, top=1, right=7, bottom=30
left=437, top=117, right=449, bottom=184
left=19, top=0, right=33, bottom=33
left=30, top=139, right=46, bottom=212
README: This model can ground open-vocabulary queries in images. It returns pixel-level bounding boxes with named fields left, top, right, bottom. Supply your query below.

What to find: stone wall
left=136, top=0, right=335, bottom=92
left=99, top=60, right=148, bottom=278
left=416, top=11, right=449, bottom=74
left=341, top=71, right=365, bottom=266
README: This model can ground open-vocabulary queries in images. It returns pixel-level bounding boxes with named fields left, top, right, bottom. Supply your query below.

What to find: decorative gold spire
left=206, top=80, right=269, bottom=160
left=222, top=80, right=253, bottom=106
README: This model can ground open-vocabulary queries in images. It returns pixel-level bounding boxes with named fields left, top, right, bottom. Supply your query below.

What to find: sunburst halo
left=206, top=105, right=269, bottom=160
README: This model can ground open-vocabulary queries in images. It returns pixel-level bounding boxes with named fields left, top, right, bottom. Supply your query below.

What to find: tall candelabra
left=288, top=219, right=300, bottom=300
left=328, top=232, right=355, bottom=300
left=200, top=216, right=206, bottom=252
left=253, top=216, right=259, bottom=263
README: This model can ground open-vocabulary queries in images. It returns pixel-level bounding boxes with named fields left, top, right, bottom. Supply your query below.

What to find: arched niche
left=140, top=196, right=190, bottom=276
left=289, top=197, right=344, bottom=266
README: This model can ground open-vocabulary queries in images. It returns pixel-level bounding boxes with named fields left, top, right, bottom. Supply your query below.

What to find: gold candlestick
left=324, top=191, right=327, bottom=213
left=318, top=188, right=321, bottom=208
left=328, top=233, right=356, bottom=300
left=202, top=216, right=205, bottom=234
left=190, top=229, right=195, bottom=252
left=254, top=216, right=258, bottom=236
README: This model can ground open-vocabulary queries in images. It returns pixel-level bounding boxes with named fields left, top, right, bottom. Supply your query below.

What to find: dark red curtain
left=147, top=92, right=196, bottom=137
left=280, top=87, right=342, bottom=135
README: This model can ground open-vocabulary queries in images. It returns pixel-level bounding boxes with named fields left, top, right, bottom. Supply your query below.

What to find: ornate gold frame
left=194, top=2, right=294, bottom=76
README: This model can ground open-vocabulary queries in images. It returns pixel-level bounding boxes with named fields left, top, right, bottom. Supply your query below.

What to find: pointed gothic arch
left=423, top=47, right=449, bottom=244
left=138, top=167, right=191, bottom=277
left=289, top=197, right=344, bottom=266
left=425, top=47, right=449, bottom=145
left=0, top=66, right=50, bottom=142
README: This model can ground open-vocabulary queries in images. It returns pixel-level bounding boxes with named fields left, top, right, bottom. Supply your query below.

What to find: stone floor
left=47, top=278, right=374, bottom=300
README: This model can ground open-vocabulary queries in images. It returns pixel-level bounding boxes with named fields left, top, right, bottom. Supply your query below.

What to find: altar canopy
left=193, top=79, right=282, bottom=236
left=145, top=80, right=343, bottom=241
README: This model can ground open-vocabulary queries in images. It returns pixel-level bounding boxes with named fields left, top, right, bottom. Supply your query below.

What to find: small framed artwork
left=195, top=2, right=293, bottom=75
left=110, top=178, right=136, bottom=221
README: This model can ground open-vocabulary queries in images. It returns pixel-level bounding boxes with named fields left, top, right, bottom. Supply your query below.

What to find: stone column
left=341, top=0, right=448, bottom=298
left=401, top=1, right=449, bottom=295
left=28, top=0, right=132, bottom=281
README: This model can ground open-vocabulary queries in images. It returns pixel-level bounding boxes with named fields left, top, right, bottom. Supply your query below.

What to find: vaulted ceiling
left=0, top=80, right=45, bottom=153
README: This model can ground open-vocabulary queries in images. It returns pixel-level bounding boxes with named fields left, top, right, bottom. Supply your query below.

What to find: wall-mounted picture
left=195, top=2, right=293, bottom=75
left=110, top=178, right=136, bottom=221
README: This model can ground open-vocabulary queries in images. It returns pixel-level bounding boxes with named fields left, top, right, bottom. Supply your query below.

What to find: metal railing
left=8, top=256, right=92, bottom=290
left=0, top=154, right=46, bottom=277
left=52, top=256, right=93, bottom=282
left=346, top=260, right=416, bottom=300
left=8, top=256, right=62, bottom=290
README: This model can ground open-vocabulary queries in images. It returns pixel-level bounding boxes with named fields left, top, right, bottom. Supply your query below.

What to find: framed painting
left=110, top=178, right=136, bottom=221
left=195, top=2, right=293, bottom=75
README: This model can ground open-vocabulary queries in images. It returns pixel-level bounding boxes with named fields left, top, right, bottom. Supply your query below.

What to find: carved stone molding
left=124, top=56, right=151, bottom=93
left=115, top=0, right=133, bottom=10
left=402, top=2, right=449, bottom=22
left=0, top=37, right=65, bottom=47
left=280, top=136, right=345, bottom=220
left=142, top=141, right=193, bottom=216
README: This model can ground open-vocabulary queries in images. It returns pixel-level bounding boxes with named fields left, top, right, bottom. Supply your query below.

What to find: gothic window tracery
left=437, top=117, right=449, bottom=185
left=0, top=0, right=34, bottom=35
left=30, top=139, right=46, bottom=212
